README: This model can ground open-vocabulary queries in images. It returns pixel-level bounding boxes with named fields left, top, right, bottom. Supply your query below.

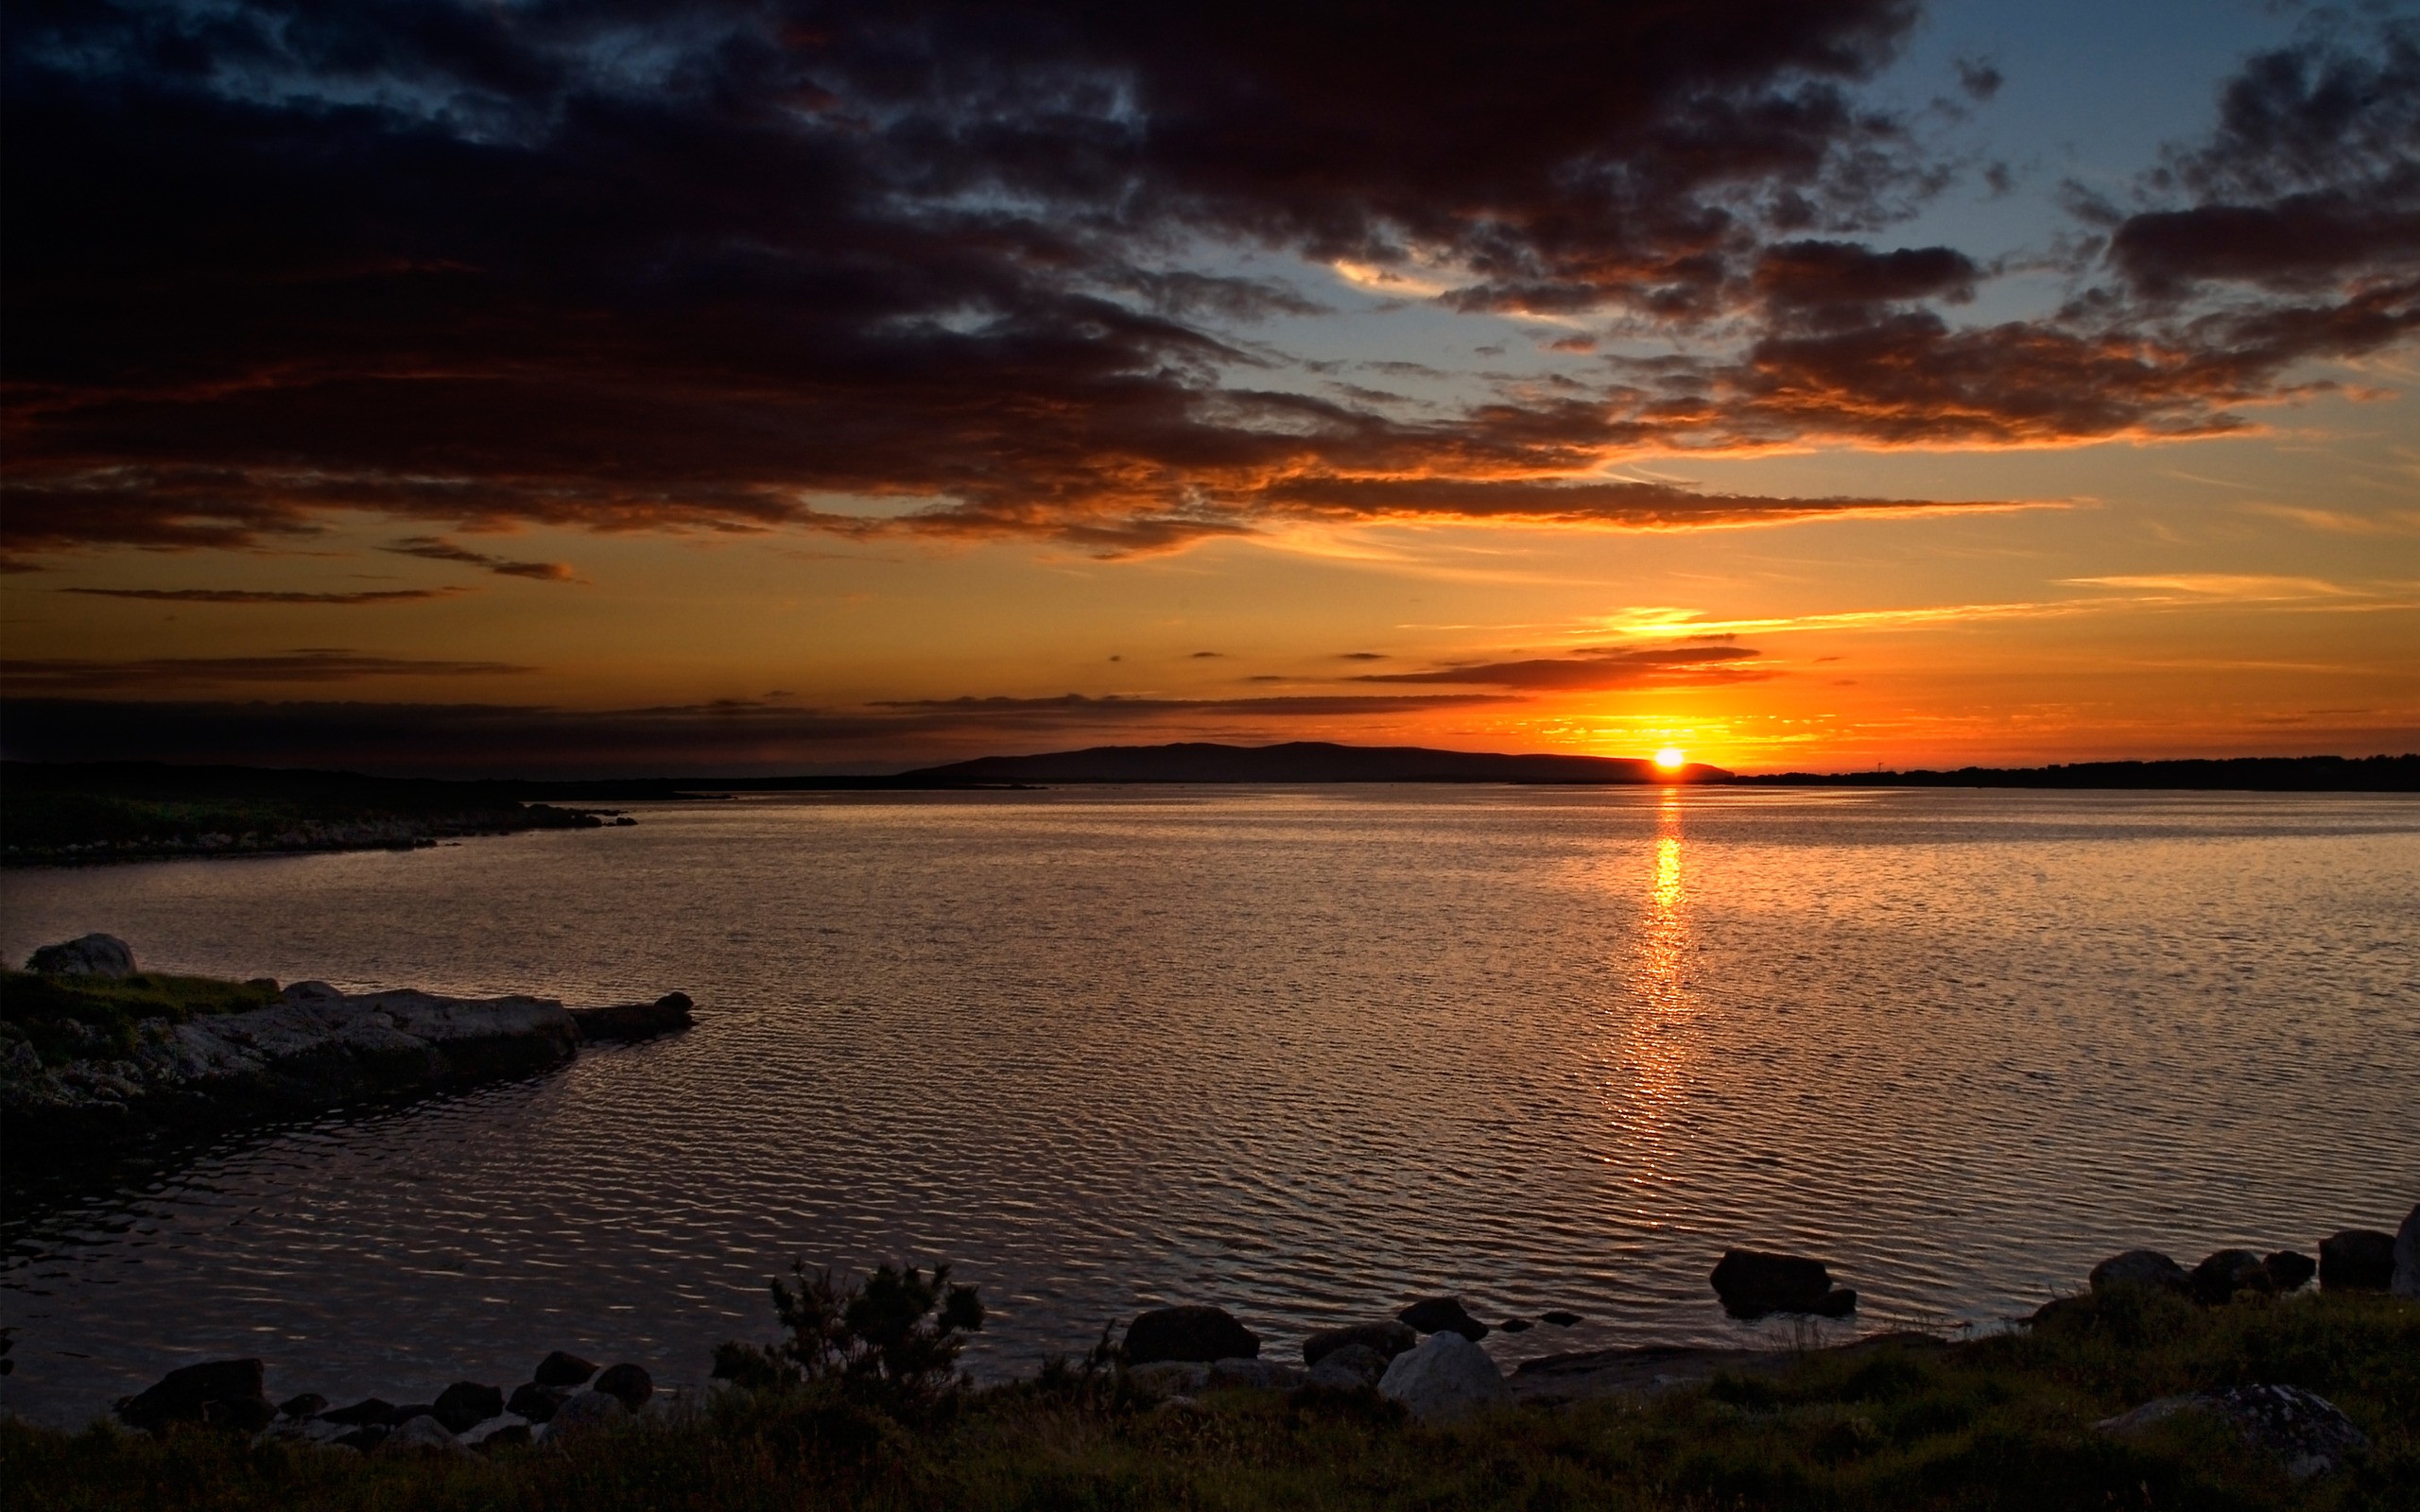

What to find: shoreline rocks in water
left=1709, top=1249, right=1858, bottom=1318
left=1, top=935, right=694, bottom=1147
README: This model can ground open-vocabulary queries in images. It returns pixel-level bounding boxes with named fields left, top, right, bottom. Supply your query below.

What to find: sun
left=1653, top=747, right=1686, bottom=772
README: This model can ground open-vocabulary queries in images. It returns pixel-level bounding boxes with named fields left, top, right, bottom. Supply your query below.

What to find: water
left=3, top=786, right=2415, bottom=1425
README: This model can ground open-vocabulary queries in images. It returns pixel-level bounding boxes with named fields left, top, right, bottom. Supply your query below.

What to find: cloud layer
left=3, top=4, right=2413, bottom=566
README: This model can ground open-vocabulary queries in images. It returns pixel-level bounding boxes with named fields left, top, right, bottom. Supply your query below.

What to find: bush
left=716, top=1262, right=984, bottom=1418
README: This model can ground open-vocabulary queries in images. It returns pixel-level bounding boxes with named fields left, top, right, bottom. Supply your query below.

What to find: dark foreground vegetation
left=9, top=1284, right=2413, bottom=1511
left=1, top=762, right=617, bottom=866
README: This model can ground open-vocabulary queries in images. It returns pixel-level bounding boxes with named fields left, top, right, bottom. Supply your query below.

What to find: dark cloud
left=0, top=3, right=2411, bottom=567
left=63, top=587, right=464, bottom=606
left=1354, top=644, right=1768, bottom=690
left=383, top=537, right=576, bottom=581
left=1954, top=58, right=2003, bottom=103
left=2, top=650, right=535, bottom=692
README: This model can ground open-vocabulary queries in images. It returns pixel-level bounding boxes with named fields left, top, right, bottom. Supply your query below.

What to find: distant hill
left=1735, top=754, right=2420, bottom=792
left=897, top=741, right=1729, bottom=785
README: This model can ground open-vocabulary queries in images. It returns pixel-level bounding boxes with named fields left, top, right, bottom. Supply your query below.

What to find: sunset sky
left=5, top=0, right=2415, bottom=775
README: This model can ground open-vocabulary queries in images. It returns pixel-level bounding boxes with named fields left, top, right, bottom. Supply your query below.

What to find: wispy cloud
left=382, top=537, right=576, bottom=582
left=1, top=649, right=536, bottom=691
left=1353, top=644, right=1768, bottom=690
left=62, top=586, right=466, bottom=606
left=2243, top=504, right=2420, bottom=536
left=2062, top=574, right=2360, bottom=599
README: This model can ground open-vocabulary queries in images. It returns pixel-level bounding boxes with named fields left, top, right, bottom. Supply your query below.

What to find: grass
left=5, top=1290, right=2413, bottom=1511
left=0, top=971, right=284, bottom=1067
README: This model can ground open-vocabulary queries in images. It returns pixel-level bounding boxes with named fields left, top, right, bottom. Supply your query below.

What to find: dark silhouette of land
left=1737, top=754, right=2418, bottom=792
left=894, top=741, right=1728, bottom=785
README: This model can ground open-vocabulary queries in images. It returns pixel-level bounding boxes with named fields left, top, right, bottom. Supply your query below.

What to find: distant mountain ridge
left=897, top=741, right=1728, bottom=785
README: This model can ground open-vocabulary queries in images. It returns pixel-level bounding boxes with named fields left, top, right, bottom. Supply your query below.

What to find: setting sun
left=1653, top=747, right=1686, bottom=771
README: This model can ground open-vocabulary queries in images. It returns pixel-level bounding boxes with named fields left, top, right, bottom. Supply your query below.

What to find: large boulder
left=2319, top=1229, right=2395, bottom=1291
left=540, top=1389, right=627, bottom=1440
left=1396, top=1297, right=1490, bottom=1341
left=2265, top=1251, right=2316, bottom=1293
left=26, top=934, right=136, bottom=978
left=1305, top=1343, right=1390, bottom=1389
left=432, top=1382, right=505, bottom=1434
left=2099, top=1385, right=2368, bottom=1481
left=508, top=1383, right=569, bottom=1423
left=2394, top=1205, right=2420, bottom=1298
left=1710, top=1250, right=1856, bottom=1317
left=1125, top=1306, right=1259, bottom=1365
left=2189, top=1249, right=2273, bottom=1306
left=2088, top=1249, right=2188, bottom=1295
left=278, top=1392, right=328, bottom=1421
left=594, top=1363, right=653, bottom=1411
left=379, top=1415, right=472, bottom=1457
left=115, top=1358, right=273, bottom=1435
left=1376, top=1332, right=1512, bottom=1423
left=1304, top=1321, right=1416, bottom=1366
left=534, top=1350, right=599, bottom=1387
left=321, top=1397, right=398, bottom=1426
left=1207, top=1357, right=1303, bottom=1392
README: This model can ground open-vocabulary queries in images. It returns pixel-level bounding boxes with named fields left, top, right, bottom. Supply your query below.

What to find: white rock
left=1377, top=1331, right=1511, bottom=1423
left=2394, top=1204, right=2419, bottom=1299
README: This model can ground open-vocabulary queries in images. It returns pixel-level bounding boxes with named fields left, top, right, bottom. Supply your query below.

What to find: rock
left=535, top=1349, right=599, bottom=1387
left=321, top=1397, right=398, bottom=1426
left=509, top=1383, right=569, bottom=1422
left=2396, top=1205, right=2420, bottom=1298
left=541, top=1389, right=627, bottom=1440
left=379, top=1414, right=472, bottom=1457
left=1127, top=1361, right=1210, bottom=1398
left=2098, top=1384, right=2368, bottom=1481
left=1497, top=1318, right=1532, bottom=1333
left=1541, top=1311, right=1582, bottom=1327
left=390, top=1403, right=436, bottom=1424
left=1376, top=1331, right=1512, bottom=1423
left=433, top=1381, right=505, bottom=1434
left=116, top=1358, right=274, bottom=1435
left=26, top=934, right=136, bottom=978
left=2264, top=1250, right=2317, bottom=1293
left=1125, top=1306, right=1259, bottom=1365
left=1303, top=1321, right=1416, bottom=1367
left=2319, top=1228, right=2395, bottom=1291
left=1710, top=1250, right=1857, bottom=1317
left=1396, top=1297, right=1490, bottom=1341
left=461, top=1414, right=532, bottom=1451
left=569, top=994, right=697, bottom=1044
left=333, top=1424, right=390, bottom=1452
left=1305, top=1343, right=1390, bottom=1389
left=2088, top=1249, right=2188, bottom=1295
left=277, top=1392, right=328, bottom=1420
left=593, top=1363, right=653, bottom=1410
left=1207, top=1357, right=1303, bottom=1391
left=2189, top=1248, right=2273, bottom=1305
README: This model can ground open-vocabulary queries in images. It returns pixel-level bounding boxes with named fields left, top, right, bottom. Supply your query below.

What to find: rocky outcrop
left=544, top=1390, right=628, bottom=1438
left=1124, top=1306, right=1259, bottom=1365
left=1710, top=1250, right=1857, bottom=1317
left=2265, top=1250, right=2316, bottom=1293
left=594, top=1363, right=654, bottom=1410
left=1303, top=1321, right=1415, bottom=1367
left=1397, top=1297, right=1490, bottom=1341
left=2319, top=1229, right=2395, bottom=1291
left=2098, top=1384, right=2369, bottom=1481
left=570, top=994, right=695, bottom=1043
left=2088, top=1249, right=2187, bottom=1295
left=25, top=934, right=136, bottom=977
left=433, top=1382, right=505, bottom=1434
left=116, top=1358, right=273, bottom=1434
left=535, top=1350, right=599, bottom=1387
left=1377, top=1332, right=1511, bottom=1422
left=1305, top=1343, right=1390, bottom=1389
left=3, top=980, right=580, bottom=1143
left=2188, top=1249, right=2273, bottom=1305
left=2395, top=1205, right=2420, bottom=1298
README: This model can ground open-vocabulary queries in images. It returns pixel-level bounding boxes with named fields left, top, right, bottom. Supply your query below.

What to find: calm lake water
left=3, top=786, right=2415, bottom=1425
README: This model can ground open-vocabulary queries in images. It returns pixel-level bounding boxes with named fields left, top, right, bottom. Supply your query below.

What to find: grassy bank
left=8, top=1289, right=2414, bottom=1510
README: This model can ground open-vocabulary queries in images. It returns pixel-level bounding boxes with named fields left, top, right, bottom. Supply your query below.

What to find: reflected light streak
left=1605, top=788, right=1701, bottom=1192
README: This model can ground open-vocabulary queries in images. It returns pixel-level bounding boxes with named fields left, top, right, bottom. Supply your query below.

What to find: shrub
left=717, top=1262, right=984, bottom=1417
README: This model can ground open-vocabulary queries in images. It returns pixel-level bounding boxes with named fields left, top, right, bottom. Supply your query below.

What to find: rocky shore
left=0, top=934, right=695, bottom=1148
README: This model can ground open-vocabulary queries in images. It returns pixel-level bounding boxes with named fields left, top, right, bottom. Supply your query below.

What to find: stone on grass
left=433, top=1382, right=505, bottom=1434
left=116, top=1358, right=273, bottom=1435
left=1376, top=1331, right=1512, bottom=1423
left=26, top=934, right=136, bottom=978
left=378, top=1414, right=471, bottom=1457
left=1207, top=1357, right=1302, bottom=1391
left=1125, top=1306, right=1259, bottom=1365
left=333, top=1424, right=390, bottom=1452
left=320, top=1398, right=397, bottom=1426
left=1396, top=1297, right=1489, bottom=1341
left=2188, top=1249, right=2273, bottom=1305
left=2265, top=1251, right=2316, bottom=1293
left=277, top=1392, right=328, bottom=1421
left=594, top=1362, right=653, bottom=1410
left=541, top=1389, right=627, bottom=1440
left=508, top=1383, right=569, bottom=1422
left=1303, top=1321, right=1416, bottom=1367
left=461, top=1415, right=532, bottom=1452
left=1305, top=1343, right=1390, bottom=1389
left=2394, top=1206, right=2420, bottom=1298
left=1710, top=1250, right=1856, bottom=1317
left=2088, top=1250, right=2187, bottom=1295
left=534, top=1349, right=598, bottom=1386
left=2098, top=1384, right=2368, bottom=1481
left=2319, top=1229, right=2395, bottom=1291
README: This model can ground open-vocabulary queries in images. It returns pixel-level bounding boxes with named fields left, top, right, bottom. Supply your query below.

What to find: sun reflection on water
left=1607, top=788, right=1700, bottom=1188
